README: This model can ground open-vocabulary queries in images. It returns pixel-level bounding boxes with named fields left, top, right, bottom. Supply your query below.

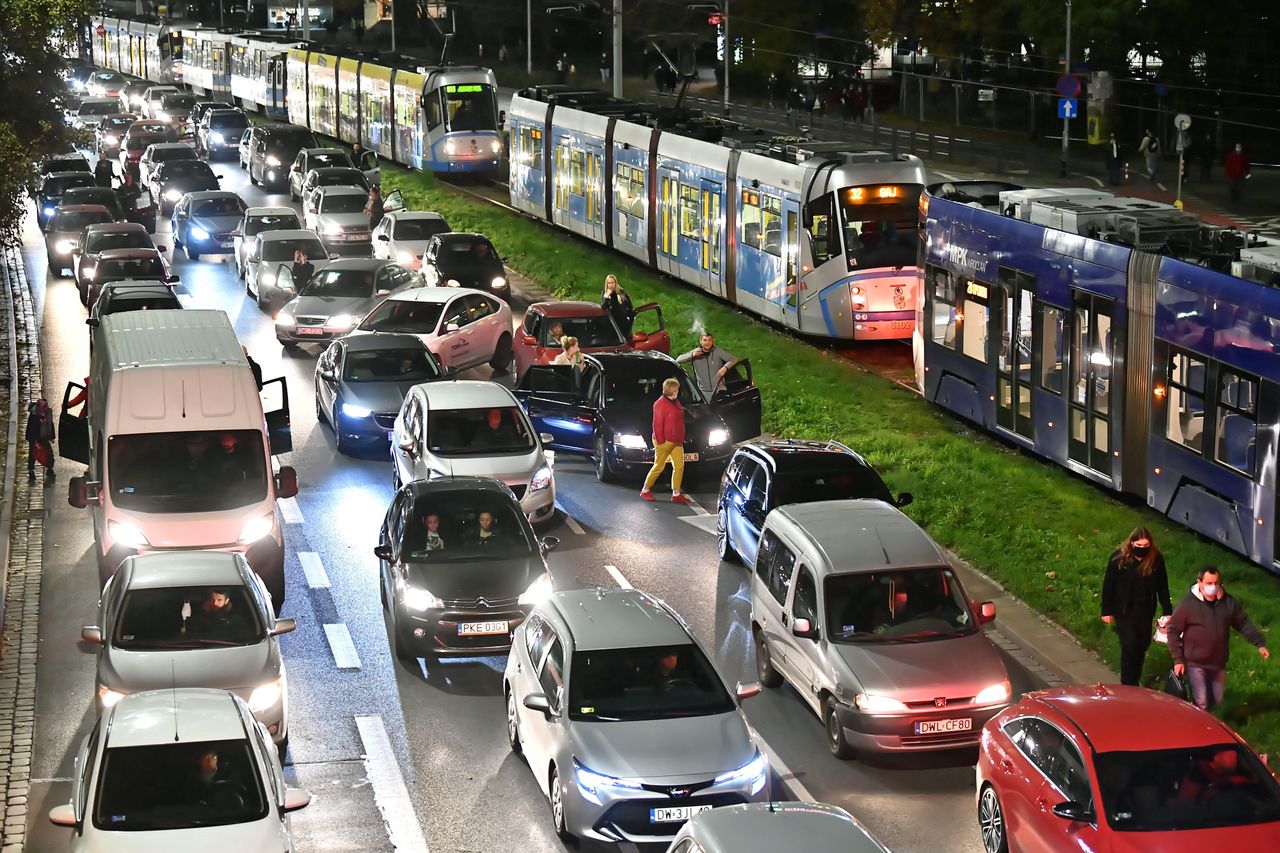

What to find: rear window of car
left=103, top=295, right=182, bottom=315
left=159, top=161, right=213, bottom=178
left=87, top=231, right=153, bottom=253
left=98, top=257, right=164, bottom=280
left=192, top=198, right=246, bottom=217
left=266, top=129, right=315, bottom=148
left=161, top=94, right=196, bottom=109
left=79, top=101, right=117, bottom=116
left=51, top=210, right=113, bottom=231
left=45, top=175, right=95, bottom=194
left=245, top=214, right=300, bottom=235
left=394, top=219, right=450, bottom=240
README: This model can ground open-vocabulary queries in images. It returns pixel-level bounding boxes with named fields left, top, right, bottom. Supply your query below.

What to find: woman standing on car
left=1100, top=526, right=1173, bottom=686
left=601, top=274, right=634, bottom=338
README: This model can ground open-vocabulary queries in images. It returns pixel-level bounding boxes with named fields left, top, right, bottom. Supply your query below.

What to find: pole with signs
left=1174, top=113, right=1192, bottom=209
left=1061, top=0, right=1072, bottom=177
left=722, top=0, right=730, bottom=113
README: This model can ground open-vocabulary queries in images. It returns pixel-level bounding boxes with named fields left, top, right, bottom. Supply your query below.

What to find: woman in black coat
left=1100, top=526, right=1173, bottom=686
left=601, top=274, right=634, bottom=338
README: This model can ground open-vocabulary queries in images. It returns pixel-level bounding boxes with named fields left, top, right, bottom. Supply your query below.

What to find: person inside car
left=470, top=510, right=498, bottom=546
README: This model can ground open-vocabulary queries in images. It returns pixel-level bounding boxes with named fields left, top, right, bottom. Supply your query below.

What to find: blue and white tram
left=508, top=87, right=927, bottom=341
left=90, top=15, right=182, bottom=84
left=229, top=34, right=297, bottom=118
left=180, top=27, right=234, bottom=97
left=916, top=182, right=1280, bottom=573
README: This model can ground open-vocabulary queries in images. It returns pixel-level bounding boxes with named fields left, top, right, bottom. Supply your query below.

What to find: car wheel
left=824, top=695, right=856, bottom=759
left=716, top=508, right=738, bottom=563
left=549, top=767, right=572, bottom=841
left=489, top=333, right=512, bottom=371
left=755, top=630, right=783, bottom=688
left=978, top=784, right=1009, bottom=853
left=171, top=231, right=181, bottom=248
left=593, top=434, right=617, bottom=483
left=391, top=606, right=416, bottom=663
left=314, top=383, right=327, bottom=426
left=505, top=686, right=523, bottom=754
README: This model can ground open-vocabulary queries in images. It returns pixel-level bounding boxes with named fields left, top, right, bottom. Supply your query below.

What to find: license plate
left=327, top=233, right=350, bottom=242
left=386, top=430, right=395, bottom=441
left=683, top=452, right=699, bottom=462
left=296, top=326, right=323, bottom=336
left=219, top=240, right=234, bottom=249
left=649, top=805, right=712, bottom=824
left=915, top=718, right=972, bottom=735
left=458, top=620, right=508, bottom=636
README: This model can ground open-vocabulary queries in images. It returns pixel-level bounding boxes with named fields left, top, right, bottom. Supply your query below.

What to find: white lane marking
left=1156, top=181, right=1168, bottom=191
left=678, top=515, right=720, bottom=535
left=562, top=513, right=585, bottom=535
left=298, top=551, right=330, bottom=589
left=682, top=494, right=711, bottom=516
left=278, top=496, right=304, bottom=524
left=355, top=714, right=431, bottom=853
left=604, top=564, right=632, bottom=589
left=323, top=623, right=362, bottom=670
left=752, top=730, right=818, bottom=803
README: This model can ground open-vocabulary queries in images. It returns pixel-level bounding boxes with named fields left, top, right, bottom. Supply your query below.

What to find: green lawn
left=382, top=165, right=1280, bottom=755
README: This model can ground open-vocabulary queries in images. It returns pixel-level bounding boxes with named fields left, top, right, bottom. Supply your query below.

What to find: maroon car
left=513, top=300, right=670, bottom=379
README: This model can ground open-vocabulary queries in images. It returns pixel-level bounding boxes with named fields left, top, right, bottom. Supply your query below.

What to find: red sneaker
left=640, top=490, right=655, bottom=502
left=671, top=493, right=691, bottom=504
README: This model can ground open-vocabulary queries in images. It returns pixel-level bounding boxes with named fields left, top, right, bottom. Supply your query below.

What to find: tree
left=0, top=0, right=96, bottom=244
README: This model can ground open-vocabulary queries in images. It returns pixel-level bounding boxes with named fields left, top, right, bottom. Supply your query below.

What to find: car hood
left=288, top=293, right=378, bottom=320
left=432, top=449, right=544, bottom=487
left=567, top=712, right=755, bottom=780
left=435, top=256, right=503, bottom=282
left=602, top=401, right=723, bottom=446
left=76, top=819, right=292, bottom=850
left=1103, top=823, right=1280, bottom=852
left=317, top=212, right=370, bottom=229
left=188, top=214, right=243, bottom=234
left=337, top=380, right=417, bottom=415
left=100, top=642, right=277, bottom=693
left=405, top=554, right=543, bottom=600
left=46, top=228, right=83, bottom=242
left=826, top=630, right=1008, bottom=702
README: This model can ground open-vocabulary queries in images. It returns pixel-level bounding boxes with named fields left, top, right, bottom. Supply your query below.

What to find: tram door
left=699, top=178, right=723, bottom=297
left=1067, top=291, right=1116, bottom=477
left=782, top=207, right=800, bottom=329
left=657, top=167, right=680, bottom=277
left=269, top=57, right=286, bottom=114
left=994, top=270, right=1034, bottom=439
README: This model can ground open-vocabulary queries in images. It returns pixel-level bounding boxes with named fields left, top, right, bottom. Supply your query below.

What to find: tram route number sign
left=446, top=84, right=485, bottom=94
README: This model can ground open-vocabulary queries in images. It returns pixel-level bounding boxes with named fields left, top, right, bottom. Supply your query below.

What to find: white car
left=48, top=688, right=310, bottom=850
left=234, top=206, right=302, bottom=278
left=348, top=285, right=514, bottom=374
left=244, top=228, right=330, bottom=311
left=140, top=85, right=180, bottom=119
left=304, top=185, right=373, bottom=254
left=371, top=210, right=452, bottom=271
left=390, top=380, right=556, bottom=525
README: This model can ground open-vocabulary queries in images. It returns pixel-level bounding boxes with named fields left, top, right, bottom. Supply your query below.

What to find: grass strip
left=381, top=164, right=1280, bottom=754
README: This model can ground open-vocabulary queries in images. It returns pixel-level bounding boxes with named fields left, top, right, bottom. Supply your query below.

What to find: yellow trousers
left=643, top=441, right=685, bottom=493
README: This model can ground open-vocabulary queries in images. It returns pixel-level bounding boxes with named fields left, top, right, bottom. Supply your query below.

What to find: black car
left=151, top=159, right=222, bottom=215
left=422, top=232, right=508, bottom=297
left=61, top=187, right=127, bottom=222
left=189, top=99, right=235, bottom=129
left=374, top=477, right=558, bottom=661
left=36, top=171, right=97, bottom=229
left=715, top=439, right=913, bottom=568
left=89, top=279, right=182, bottom=325
left=73, top=222, right=156, bottom=304
left=515, top=351, right=762, bottom=483
left=248, top=125, right=319, bottom=191
left=40, top=154, right=91, bottom=180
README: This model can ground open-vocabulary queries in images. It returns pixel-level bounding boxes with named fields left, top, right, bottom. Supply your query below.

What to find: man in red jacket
left=1224, top=143, right=1250, bottom=202
left=641, top=377, right=690, bottom=504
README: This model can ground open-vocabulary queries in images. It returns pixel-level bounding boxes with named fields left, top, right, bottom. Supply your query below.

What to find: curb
left=0, top=247, right=19, bottom=636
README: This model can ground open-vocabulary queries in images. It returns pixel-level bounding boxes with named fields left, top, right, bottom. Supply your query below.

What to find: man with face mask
left=1224, top=142, right=1251, bottom=203
left=1168, top=566, right=1270, bottom=711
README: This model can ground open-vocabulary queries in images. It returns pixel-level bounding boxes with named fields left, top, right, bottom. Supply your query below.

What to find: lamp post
left=722, top=0, right=729, bottom=112
left=527, top=0, right=533, bottom=76
left=1061, top=0, right=1072, bottom=177
left=612, top=0, right=622, bottom=98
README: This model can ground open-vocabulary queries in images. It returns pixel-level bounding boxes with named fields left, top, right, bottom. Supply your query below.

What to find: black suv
left=716, top=439, right=912, bottom=567
left=248, top=125, right=319, bottom=192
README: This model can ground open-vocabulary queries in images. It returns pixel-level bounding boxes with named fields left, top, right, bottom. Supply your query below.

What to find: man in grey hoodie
left=1168, top=566, right=1270, bottom=711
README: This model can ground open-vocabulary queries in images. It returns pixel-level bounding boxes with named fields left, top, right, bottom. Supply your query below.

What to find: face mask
left=1202, top=583, right=1218, bottom=597
left=1131, top=545, right=1149, bottom=557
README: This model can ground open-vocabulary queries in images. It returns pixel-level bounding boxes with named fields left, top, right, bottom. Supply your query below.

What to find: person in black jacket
left=601, top=274, right=634, bottom=338
left=1100, top=526, right=1172, bottom=686
left=1168, top=566, right=1270, bottom=711
left=25, top=391, right=56, bottom=483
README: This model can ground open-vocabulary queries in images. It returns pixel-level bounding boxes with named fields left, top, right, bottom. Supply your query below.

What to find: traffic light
left=707, top=12, right=723, bottom=25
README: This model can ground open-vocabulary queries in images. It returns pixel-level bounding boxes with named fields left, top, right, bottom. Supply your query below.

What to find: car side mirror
left=281, top=788, right=311, bottom=813
left=521, top=334, right=537, bottom=346
left=270, top=617, right=297, bottom=636
left=48, top=804, right=77, bottom=828
left=329, top=253, right=339, bottom=260
left=631, top=331, right=649, bottom=344
left=156, top=245, right=167, bottom=253
left=215, top=175, right=223, bottom=181
left=69, top=475, right=101, bottom=508
left=539, top=432, right=555, bottom=445
left=85, top=317, right=100, bottom=328
left=539, top=535, right=560, bottom=555
left=1051, top=801, right=1094, bottom=823
left=523, top=692, right=555, bottom=717
left=377, top=233, right=390, bottom=241
left=499, top=109, right=506, bottom=124
left=373, top=544, right=393, bottom=561
left=792, top=617, right=819, bottom=640
left=377, top=288, right=391, bottom=296
left=231, top=229, right=241, bottom=237
left=735, top=681, right=762, bottom=700
left=977, top=600, right=997, bottom=624
left=165, top=274, right=179, bottom=283
left=318, top=369, right=335, bottom=382
left=81, top=625, right=103, bottom=645
left=896, top=491, right=914, bottom=508
left=71, top=247, right=82, bottom=255
left=274, top=465, right=299, bottom=499
left=445, top=322, right=460, bottom=332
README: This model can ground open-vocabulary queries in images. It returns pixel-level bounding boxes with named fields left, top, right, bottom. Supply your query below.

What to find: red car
left=513, top=300, right=669, bottom=379
left=976, top=684, right=1280, bottom=853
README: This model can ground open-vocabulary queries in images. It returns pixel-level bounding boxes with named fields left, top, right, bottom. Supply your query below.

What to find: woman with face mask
left=1100, top=526, right=1173, bottom=686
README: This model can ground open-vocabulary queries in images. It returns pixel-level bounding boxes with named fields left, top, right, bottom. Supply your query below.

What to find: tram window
left=805, top=195, right=839, bottom=264
left=961, top=292, right=989, bottom=363
left=1215, top=369, right=1258, bottom=475
left=569, top=150, right=585, bottom=197
left=679, top=185, right=700, bottom=239
left=615, top=164, right=644, bottom=221
left=521, top=127, right=543, bottom=170
left=1038, top=304, right=1065, bottom=395
left=929, top=266, right=957, bottom=349
left=425, top=91, right=444, bottom=130
left=741, top=191, right=762, bottom=250
left=760, top=195, right=782, bottom=256
left=1164, top=349, right=1206, bottom=452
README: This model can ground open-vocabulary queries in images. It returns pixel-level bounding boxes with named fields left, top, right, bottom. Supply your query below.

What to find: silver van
left=749, top=499, right=1011, bottom=758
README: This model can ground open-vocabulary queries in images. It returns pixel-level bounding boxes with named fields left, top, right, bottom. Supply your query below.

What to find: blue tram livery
left=89, top=15, right=183, bottom=84
left=915, top=181, right=1280, bottom=573
left=508, top=87, right=927, bottom=341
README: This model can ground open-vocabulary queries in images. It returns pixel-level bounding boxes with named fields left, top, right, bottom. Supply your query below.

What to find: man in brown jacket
left=1168, top=566, right=1270, bottom=711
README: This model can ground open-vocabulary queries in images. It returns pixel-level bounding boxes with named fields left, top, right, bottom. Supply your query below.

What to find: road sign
left=1174, top=113, right=1192, bottom=131
left=1058, top=98, right=1078, bottom=120
left=1056, top=74, right=1080, bottom=98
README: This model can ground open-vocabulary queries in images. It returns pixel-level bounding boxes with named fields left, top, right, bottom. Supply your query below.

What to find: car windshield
left=316, top=170, right=367, bottom=188
left=438, top=237, right=496, bottom=262
left=161, top=161, right=212, bottom=178
left=107, top=429, right=267, bottom=512
left=64, top=190, right=121, bottom=211
left=161, top=94, right=196, bottom=109
left=154, top=147, right=198, bottom=163
left=402, top=491, right=535, bottom=561
left=193, top=198, right=245, bottom=217
left=47, top=158, right=90, bottom=173
left=394, top=219, right=450, bottom=240
left=51, top=210, right=112, bottom=231
left=539, top=314, right=624, bottom=348
left=92, top=739, right=267, bottom=832
left=773, top=460, right=894, bottom=506
left=426, top=406, right=536, bottom=456
left=838, top=185, right=922, bottom=271
left=824, top=567, right=976, bottom=643
left=87, top=231, right=152, bottom=252
left=104, top=294, right=181, bottom=315
left=343, top=347, right=439, bottom=382
left=208, top=113, right=248, bottom=130
left=1095, top=744, right=1280, bottom=831
left=102, top=116, right=136, bottom=131
left=79, top=101, right=117, bottom=116
left=303, top=268, right=376, bottom=298
left=568, top=643, right=736, bottom=722
left=133, top=123, right=169, bottom=135
left=114, top=585, right=262, bottom=649
left=604, top=364, right=704, bottom=406
left=309, top=151, right=352, bottom=169
left=245, top=214, right=299, bottom=235
left=97, top=257, right=165, bottom=282
left=321, top=194, right=367, bottom=213
left=358, top=299, right=444, bottom=334
left=266, top=130, right=314, bottom=150
left=261, top=237, right=324, bottom=262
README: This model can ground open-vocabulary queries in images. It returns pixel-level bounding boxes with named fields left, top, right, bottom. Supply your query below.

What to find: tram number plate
left=458, top=620, right=508, bottom=636
left=296, top=326, right=324, bottom=336
left=650, top=805, right=712, bottom=824
left=915, top=718, right=972, bottom=735
left=683, top=452, right=699, bottom=462
left=890, top=321, right=912, bottom=329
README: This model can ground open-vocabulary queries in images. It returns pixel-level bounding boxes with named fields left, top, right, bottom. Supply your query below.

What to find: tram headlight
left=444, top=140, right=456, bottom=155
left=490, top=139, right=502, bottom=154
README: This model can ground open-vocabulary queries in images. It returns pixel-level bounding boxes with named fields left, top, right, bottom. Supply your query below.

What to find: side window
left=745, top=467, right=769, bottom=507
left=1164, top=347, right=1206, bottom=452
left=791, top=566, right=818, bottom=623
left=929, top=265, right=958, bottom=349
left=441, top=298, right=469, bottom=329
left=524, top=613, right=549, bottom=664
left=759, top=537, right=797, bottom=605
left=755, top=529, right=779, bottom=581
left=1214, top=367, right=1257, bottom=475
left=1048, top=739, right=1093, bottom=806
left=538, top=637, right=565, bottom=709
left=522, top=311, right=540, bottom=337
left=465, top=295, right=495, bottom=322
left=727, top=455, right=758, bottom=493
left=1038, top=303, right=1065, bottom=394
left=583, top=365, right=602, bottom=403
left=75, top=722, right=102, bottom=820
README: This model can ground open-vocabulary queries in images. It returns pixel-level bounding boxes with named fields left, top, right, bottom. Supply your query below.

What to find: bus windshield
left=838, top=184, right=922, bottom=271
left=443, top=84, right=497, bottom=132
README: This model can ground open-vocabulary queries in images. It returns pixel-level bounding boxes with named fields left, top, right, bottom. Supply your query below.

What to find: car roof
left=99, top=280, right=179, bottom=296
left=340, top=332, right=430, bottom=353
left=379, top=285, right=473, bottom=305
left=206, top=107, right=246, bottom=117
left=317, top=185, right=368, bottom=198
left=533, top=300, right=608, bottom=319
left=389, top=211, right=446, bottom=221
left=436, top=232, right=488, bottom=241
left=304, top=147, right=348, bottom=155
left=147, top=143, right=192, bottom=152
left=773, top=499, right=947, bottom=574
left=106, top=688, right=249, bottom=748
left=418, top=379, right=517, bottom=409
left=84, top=222, right=148, bottom=235
left=184, top=190, right=241, bottom=201
left=245, top=206, right=297, bottom=217
left=79, top=97, right=119, bottom=107
left=123, top=550, right=247, bottom=589
left=590, top=350, right=680, bottom=370
left=740, top=439, right=877, bottom=474
left=690, top=803, right=887, bottom=853
left=259, top=229, right=321, bottom=242
left=404, top=476, right=518, bottom=501
left=545, top=588, right=691, bottom=652
left=325, top=258, right=395, bottom=271
left=44, top=171, right=93, bottom=181
left=1031, top=685, right=1241, bottom=753
left=97, top=247, right=163, bottom=260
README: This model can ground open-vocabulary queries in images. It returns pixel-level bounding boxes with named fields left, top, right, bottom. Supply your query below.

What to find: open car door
left=59, top=381, right=90, bottom=464
left=707, top=358, right=761, bottom=442
left=514, top=364, right=595, bottom=452
left=629, top=302, right=670, bottom=354
left=382, top=188, right=405, bottom=212
left=360, top=151, right=382, bottom=188
left=260, top=375, right=292, bottom=455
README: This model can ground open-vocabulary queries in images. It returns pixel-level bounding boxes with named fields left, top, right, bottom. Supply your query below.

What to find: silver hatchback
left=504, top=588, right=768, bottom=845
left=665, top=802, right=891, bottom=853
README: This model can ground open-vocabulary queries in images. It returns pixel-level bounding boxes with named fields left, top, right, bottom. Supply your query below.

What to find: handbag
left=1163, top=668, right=1190, bottom=702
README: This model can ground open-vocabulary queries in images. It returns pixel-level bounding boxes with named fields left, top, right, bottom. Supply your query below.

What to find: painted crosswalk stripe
left=322, top=623, right=362, bottom=670
left=298, top=551, right=330, bottom=589
left=278, top=496, right=304, bottom=524
left=355, top=714, right=431, bottom=853
left=604, top=564, right=632, bottom=589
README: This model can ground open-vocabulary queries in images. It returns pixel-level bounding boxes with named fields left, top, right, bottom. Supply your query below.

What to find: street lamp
left=1061, top=0, right=1072, bottom=177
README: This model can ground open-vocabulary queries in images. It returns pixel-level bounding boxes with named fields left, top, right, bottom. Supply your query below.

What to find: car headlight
left=445, top=278, right=460, bottom=287
left=260, top=270, right=276, bottom=287
left=43, top=206, right=55, bottom=216
left=444, top=140, right=456, bottom=155
left=707, top=427, right=730, bottom=446
left=854, top=693, right=910, bottom=714
left=403, top=585, right=443, bottom=612
left=54, top=239, right=76, bottom=254
left=247, top=678, right=284, bottom=713
left=713, top=750, right=768, bottom=794
left=613, top=432, right=647, bottom=450
left=518, top=573, right=553, bottom=607
left=266, top=154, right=281, bottom=166
left=341, top=402, right=371, bottom=418
left=210, top=131, right=224, bottom=143
left=490, top=139, right=502, bottom=154
left=191, top=226, right=210, bottom=241
left=974, top=681, right=1012, bottom=706
left=277, top=306, right=295, bottom=325
left=108, top=520, right=150, bottom=548
left=98, top=685, right=126, bottom=708
left=573, top=758, right=642, bottom=806
left=164, top=188, right=182, bottom=201
left=396, top=251, right=416, bottom=264
left=238, top=512, right=275, bottom=544
left=103, top=133, right=119, bottom=144
left=323, top=222, right=342, bottom=236
left=491, top=276, right=507, bottom=289
left=327, top=313, right=355, bottom=329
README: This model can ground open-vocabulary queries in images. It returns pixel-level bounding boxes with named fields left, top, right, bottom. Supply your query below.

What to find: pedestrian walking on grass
left=1138, top=130, right=1160, bottom=181
left=1225, top=142, right=1251, bottom=203
left=1168, top=566, right=1270, bottom=711
left=1100, top=526, right=1172, bottom=686
left=640, top=377, right=689, bottom=504
left=26, top=391, right=55, bottom=483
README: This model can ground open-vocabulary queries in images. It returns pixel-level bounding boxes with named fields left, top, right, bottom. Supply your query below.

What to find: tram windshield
left=442, top=83, right=497, bottom=132
left=838, top=184, right=922, bottom=271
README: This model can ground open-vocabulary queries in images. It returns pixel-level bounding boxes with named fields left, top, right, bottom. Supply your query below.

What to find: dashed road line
left=298, top=551, right=330, bottom=589
left=355, top=714, right=431, bottom=853
left=682, top=494, right=712, bottom=516
left=323, top=622, right=362, bottom=670
left=753, top=732, right=818, bottom=803
left=604, top=564, right=632, bottom=589
left=562, top=513, right=585, bottom=535
left=279, top=496, right=304, bottom=523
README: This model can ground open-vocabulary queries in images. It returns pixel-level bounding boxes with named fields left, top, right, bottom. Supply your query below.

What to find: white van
left=60, top=309, right=297, bottom=609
